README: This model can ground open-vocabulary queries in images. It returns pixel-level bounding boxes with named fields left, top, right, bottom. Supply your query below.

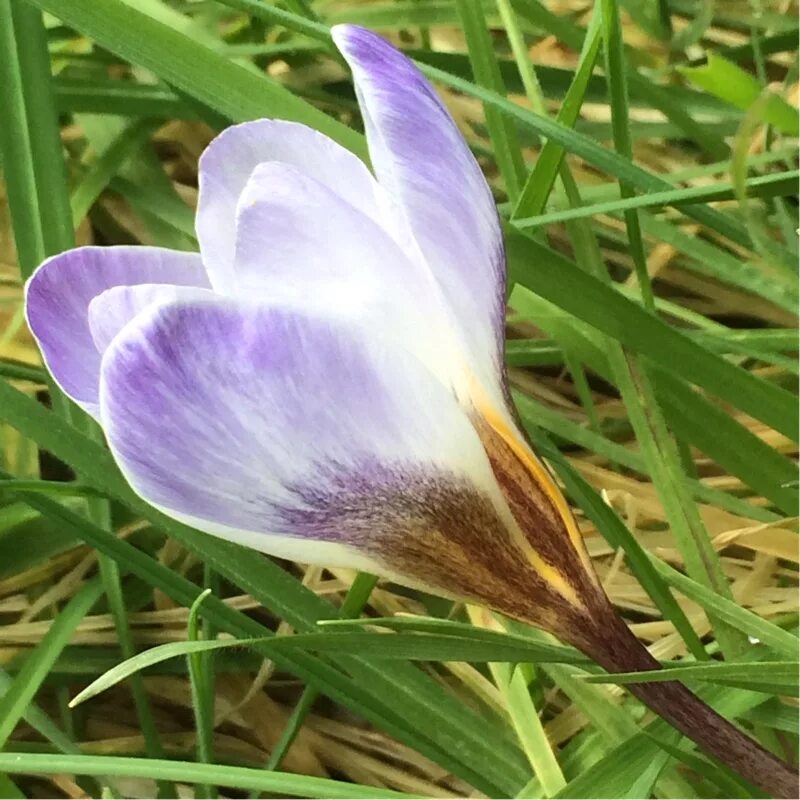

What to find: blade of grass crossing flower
left=455, top=0, right=525, bottom=199
left=0, top=579, right=103, bottom=748
left=0, top=754, right=414, bottom=799
left=0, top=390, right=527, bottom=796
left=257, top=572, right=379, bottom=782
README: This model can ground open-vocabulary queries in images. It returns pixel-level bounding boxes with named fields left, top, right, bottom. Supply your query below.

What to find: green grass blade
left=455, top=0, right=525, bottom=199
left=0, top=579, right=103, bottom=749
left=512, top=16, right=603, bottom=218
left=679, top=54, right=799, bottom=135
left=509, top=236, right=797, bottom=440
left=513, top=169, right=799, bottom=231
left=70, top=119, right=158, bottom=227
left=585, top=661, right=798, bottom=693
left=0, top=0, right=46, bottom=274
left=29, top=0, right=363, bottom=156
left=9, top=3, right=74, bottom=258
left=261, top=573, right=378, bottom=776
left=600, top=0, right=652, bottom=308
left=0, top=753, right=414, bottom=799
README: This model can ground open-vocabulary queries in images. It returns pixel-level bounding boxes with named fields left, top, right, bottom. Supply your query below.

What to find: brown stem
left=576, top=612, right=798, bottom=799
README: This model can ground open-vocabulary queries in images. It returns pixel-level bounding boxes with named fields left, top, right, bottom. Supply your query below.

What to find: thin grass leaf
left=455, top=0, right=525, bottom=198
left=679, top=54, right=799, bottom=135
left=508, top=236, right=797, bottom=440
left=513, top=169, right=800, bottom=230
left=584, top=661, right=798, bottom=694
left=0, top=753, right=414, bottom=799
left=29, top=0, right=363, bottom=156
left=0, top=579, right=103, bottom=748
left=70, top=119, right=158, bottom=227
left=262, top=573, right=378, bottom=777
left=10, top=3, right=74, bottom=258
left=0, top=0, right=46, bottom=274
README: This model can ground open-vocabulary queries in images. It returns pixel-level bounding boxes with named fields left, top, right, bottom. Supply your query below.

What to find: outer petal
left=332, top=25, right=506, bottom=395
left=232, top=162, right=462, bottom=385
left=25, top=246, right=210, bottom=415
left=99, top=299, right=510, bottom=584
left=196, top=120, right=399, bottom=294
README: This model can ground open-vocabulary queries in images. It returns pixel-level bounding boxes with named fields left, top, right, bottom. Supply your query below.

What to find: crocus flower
left=24, top=25, right=796, bottom=797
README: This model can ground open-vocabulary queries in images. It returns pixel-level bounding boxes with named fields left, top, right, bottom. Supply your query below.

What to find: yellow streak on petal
left=476, top=393, right=599, bottom=604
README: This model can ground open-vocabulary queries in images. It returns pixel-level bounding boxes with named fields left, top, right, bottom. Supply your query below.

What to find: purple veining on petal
left=25, top=246, right=210, bottom=415
left=88, top=283, right=218, bottom=353
left=99, top=299, right=502, bottom=555
left=332, top=24, right=507, bottom=397
left=278, top=457, right=576, bottom=623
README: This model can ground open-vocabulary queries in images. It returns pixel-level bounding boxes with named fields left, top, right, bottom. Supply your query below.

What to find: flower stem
left=573, top=609, right=798, bottom=798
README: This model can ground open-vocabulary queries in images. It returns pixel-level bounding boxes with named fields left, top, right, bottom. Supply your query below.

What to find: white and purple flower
left=21, top=28, right=800, bottom=794
left=27, top=25, right=599, bottom=629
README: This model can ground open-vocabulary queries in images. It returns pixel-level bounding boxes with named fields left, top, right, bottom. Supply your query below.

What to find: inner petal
left=88, top=284, right=217, bottom=353
left=196, top=119, right=404, bottom=294
left=231, top=161, right=468, bottom=391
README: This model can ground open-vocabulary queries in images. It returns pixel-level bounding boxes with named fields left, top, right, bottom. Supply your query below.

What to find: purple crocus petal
left=88, top=284, right=217, bottom=353
left=233, top=161, right=461, bottom=382
left=25, top=246, right=210, bottom=416
left=197, top=120, right=396, bottom=294
left=99, top=299, right=507, bottom=577
left=332, top=25, right=507, bottom=396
